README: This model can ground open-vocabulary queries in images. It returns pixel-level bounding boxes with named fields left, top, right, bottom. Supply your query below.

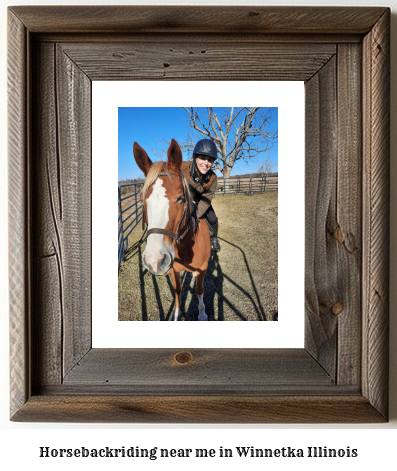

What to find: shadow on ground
left=121, top=235, right=276, bottom=321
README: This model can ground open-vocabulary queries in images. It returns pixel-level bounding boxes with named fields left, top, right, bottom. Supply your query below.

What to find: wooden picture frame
left=8, top=6, right=390, bottom=423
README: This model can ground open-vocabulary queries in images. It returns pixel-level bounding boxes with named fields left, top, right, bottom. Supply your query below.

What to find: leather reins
left=142, top=172, right=191, bottom=244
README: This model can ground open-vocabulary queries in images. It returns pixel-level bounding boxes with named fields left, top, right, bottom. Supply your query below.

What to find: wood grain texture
left=32, top=42, right=63, bottom=387
left=8, top=6, right=390, bottom=423
left=335, top=44, right=362, bottom=386
left=305, top=56, right=338, bottom=377
left=11, top=396, right=385, bottom=424
left=362, top=9, right=390, bottom=419
left=55, top=45, right=91, bottom=377
left=8, top=9, right=29, bottom=419
left=61, top=349, right=334, bottom=392
left=9, top=6, right=387, bottom=34
left=59, top=42, right=335, bottom=82
left=31, top=42, right=92, bottom=387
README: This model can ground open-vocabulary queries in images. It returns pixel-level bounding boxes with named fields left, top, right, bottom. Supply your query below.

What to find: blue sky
left=118, top=107, right=278, bottom=181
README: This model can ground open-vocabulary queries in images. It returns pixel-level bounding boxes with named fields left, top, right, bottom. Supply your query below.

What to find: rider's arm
left=196, top=176, right=217, bottom=218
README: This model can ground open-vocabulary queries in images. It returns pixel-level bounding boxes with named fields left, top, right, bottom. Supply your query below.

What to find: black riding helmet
left=191, top=139, right=217, bottom=184
left=193, top=139, right=218, bottom=160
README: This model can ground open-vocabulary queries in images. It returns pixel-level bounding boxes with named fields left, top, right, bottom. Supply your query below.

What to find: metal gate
left=118, top=183, right=144, bottom=274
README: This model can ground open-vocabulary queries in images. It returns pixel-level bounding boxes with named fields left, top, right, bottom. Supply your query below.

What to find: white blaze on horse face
left=143, top=178, right=173, bottom=273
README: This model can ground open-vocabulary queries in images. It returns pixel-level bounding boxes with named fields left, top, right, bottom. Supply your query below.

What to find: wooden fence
left=215, top=175, right=278, bottom=196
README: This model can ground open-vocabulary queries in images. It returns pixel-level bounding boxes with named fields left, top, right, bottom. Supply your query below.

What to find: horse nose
left=157, top=253, right=172, bottom=274
left=143, top=253, right=172, bottom=276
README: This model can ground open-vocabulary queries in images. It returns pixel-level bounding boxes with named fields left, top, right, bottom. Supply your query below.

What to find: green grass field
left=118, top=191, right=278, bottom=321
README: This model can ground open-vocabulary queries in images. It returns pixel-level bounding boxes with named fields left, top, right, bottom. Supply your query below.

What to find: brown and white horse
left=133, top=139, right=211, bottom=321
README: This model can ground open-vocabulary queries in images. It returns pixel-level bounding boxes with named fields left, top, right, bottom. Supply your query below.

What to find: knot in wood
left=333, top=225, right=344, bottom=244
left=174, top=351, right=194, bottom=365
left=331, top=302, right=344, bottom=316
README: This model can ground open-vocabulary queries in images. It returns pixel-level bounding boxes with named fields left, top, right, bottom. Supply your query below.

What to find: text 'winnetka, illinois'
left=234, top=446, right=358, bottom=458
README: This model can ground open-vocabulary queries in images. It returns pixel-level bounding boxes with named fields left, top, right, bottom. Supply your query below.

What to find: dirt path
left=118, top=192, right=278, bottom=321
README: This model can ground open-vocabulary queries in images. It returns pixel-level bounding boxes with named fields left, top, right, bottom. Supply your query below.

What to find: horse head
left=133, top=139, right=186, bottom=276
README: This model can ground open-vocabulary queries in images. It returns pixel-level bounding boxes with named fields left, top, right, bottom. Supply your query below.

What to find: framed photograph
left=94, top=81, right=304, bottom=347
left=8, top=6, right=390, bottom=423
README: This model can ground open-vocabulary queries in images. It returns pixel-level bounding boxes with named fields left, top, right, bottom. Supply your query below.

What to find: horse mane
left=140, top=161, right=167, bottom=201
left=140, top=161, right=191, bottom=213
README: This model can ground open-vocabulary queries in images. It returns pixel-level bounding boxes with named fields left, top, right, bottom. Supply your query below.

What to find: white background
left=92, top=81, right=304, bottom=347
left=1, top=0, right=396, bottom=469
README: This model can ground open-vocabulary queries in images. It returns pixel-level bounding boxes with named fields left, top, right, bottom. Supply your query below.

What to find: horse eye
left=176, top=195, right=185, bottom=203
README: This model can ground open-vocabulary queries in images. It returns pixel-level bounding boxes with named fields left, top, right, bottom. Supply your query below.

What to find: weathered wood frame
left=8, top=6, right=390, bottom=423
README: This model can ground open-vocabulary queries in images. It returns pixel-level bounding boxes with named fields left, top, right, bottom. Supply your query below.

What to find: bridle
left=142, top=172, right=191, bottom=244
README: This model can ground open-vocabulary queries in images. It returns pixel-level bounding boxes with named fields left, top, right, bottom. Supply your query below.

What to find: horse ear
left=133, top=142, right=153, bottom=176
left=167, top=138, right=182, bottom=171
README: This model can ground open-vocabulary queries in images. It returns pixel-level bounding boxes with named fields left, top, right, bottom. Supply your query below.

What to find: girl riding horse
left=181, top=138, right=221, bottom=252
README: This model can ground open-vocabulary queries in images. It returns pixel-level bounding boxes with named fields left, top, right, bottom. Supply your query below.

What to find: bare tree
left=264, top=154, right=273, bottom=177
left=182, top=107, right=277, bottom=185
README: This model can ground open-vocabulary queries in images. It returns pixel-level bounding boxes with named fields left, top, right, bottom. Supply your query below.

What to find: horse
left=133, top=138, right=212, bottom=321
